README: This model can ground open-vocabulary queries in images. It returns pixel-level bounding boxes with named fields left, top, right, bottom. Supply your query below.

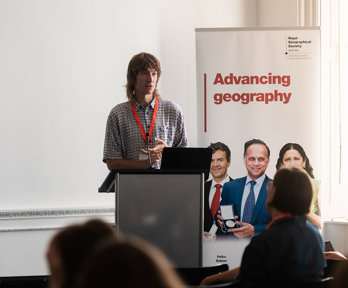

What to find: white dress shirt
left=240, top=174, right=266, bottom=221
left=208, top=176, right=231, bottom=209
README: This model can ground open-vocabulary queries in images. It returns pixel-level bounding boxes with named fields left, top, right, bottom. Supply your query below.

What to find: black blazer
left=204, top=177, right=233, bottom=233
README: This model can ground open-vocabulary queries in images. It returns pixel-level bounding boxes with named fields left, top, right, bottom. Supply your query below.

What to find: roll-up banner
left=196, top=27, right=320, bottom=267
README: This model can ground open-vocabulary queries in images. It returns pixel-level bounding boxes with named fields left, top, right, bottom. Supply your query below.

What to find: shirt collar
left=212, top=176, right=230, bottom=187
left=133, top=96, right=156, bottom=110
left=246, top=173, right=266, bottom=186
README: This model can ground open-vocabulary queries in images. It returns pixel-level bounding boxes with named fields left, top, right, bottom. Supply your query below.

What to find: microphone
left=146, top=132, right=152, bottom=168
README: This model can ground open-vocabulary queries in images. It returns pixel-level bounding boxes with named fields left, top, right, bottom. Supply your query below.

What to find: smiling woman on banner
left=103, top=52, right=188, bottom=170
left=276, top=143, right=321, bottom=228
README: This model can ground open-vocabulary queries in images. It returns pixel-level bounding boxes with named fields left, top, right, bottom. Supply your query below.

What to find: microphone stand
left=146, top=132, right=152, bottom=169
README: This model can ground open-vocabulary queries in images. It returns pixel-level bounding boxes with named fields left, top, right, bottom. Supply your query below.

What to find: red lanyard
left=130, top=98, right=158, bottom=144
left=266, top=213, right=292, bottom=230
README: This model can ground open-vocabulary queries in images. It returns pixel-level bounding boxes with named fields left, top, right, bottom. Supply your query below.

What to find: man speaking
left=103, top=52, right=188, bottom=169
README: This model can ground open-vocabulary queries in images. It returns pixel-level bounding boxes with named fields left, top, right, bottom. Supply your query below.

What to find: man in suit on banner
left=204, top=142, right=233, bottom=239
left=218, top=139, right=272, bottom=238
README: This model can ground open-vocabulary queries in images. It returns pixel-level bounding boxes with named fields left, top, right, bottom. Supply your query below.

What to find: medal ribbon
left=130, top=98, right=158, bottom=143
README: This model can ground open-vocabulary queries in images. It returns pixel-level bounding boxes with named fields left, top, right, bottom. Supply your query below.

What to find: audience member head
left=207, top=142, right=231, bottom=182
left=267, top=168, right=313, bottom=216
left=76, top=236, right=185, bottom=288
left=276, top=143, right=315, bottom=178
left=126, top=52, right=162, bottom=101
left=243, top=139, right=270, bottom=180
left=46, top=219, right=117, bottom=288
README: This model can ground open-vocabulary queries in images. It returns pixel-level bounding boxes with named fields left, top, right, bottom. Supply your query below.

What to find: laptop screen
left=160, top=147, right=212, bottom=173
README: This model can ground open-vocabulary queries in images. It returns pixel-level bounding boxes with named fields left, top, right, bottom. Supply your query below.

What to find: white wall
left=258, top=0, right=298, bottom=26
left=323, top=220, right=348, bottom=258
left=0, top=210, right=114, bottom=276
left=0, top=0, right=262, bottom=211
left=0, top=0, right=300, bottom=211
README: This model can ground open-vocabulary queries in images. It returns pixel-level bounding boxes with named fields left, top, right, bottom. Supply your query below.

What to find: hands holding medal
left=216, top=212, right=255, bottom=238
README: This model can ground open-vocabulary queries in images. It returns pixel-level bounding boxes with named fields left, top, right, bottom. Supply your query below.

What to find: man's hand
left=216, top=210, right=224, bottom=229
left=324, top=251, right=347, bottom=260
left=152, top=138, right=169, bottom=152
left=203, top=231, right=216, bottom=241
left=140, top=138, right=169, bottom=167
left=217, top=213, right=240, bottom=233
left=228, top=221, right=255, bottom=238
left=200, top=267, right=240, bottom=286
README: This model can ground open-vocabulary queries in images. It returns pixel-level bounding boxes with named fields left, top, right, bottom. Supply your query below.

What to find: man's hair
left=275, top=142, right=315, bottom=178
left=207, top=142, right=231, bottom=163
left=126, top=52, right=162, bottom=101
left=243, top=139, right=270, bottom=159
left=270, top=168, right=313, bottom=215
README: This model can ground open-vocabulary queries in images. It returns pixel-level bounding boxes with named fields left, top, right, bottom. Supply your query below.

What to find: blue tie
left=243, top=180, right=256, bottom=223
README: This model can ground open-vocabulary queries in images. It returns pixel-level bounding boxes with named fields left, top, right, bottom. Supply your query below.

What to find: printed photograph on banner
left=275, top=142, right=321, bottom=229
left=202, top=138, right=273, bottom=267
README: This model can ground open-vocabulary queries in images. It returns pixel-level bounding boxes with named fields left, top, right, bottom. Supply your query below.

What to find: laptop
left=160, top=147, right=212, bottom=179
left=325, top=240, right=334, bottom=252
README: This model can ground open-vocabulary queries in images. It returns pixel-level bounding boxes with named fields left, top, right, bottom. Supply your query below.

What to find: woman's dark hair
left=276, top=143, right=315, bottom=178
left=270, top=168, right=313, bottom=215
left=76, top=237, right=184, bottom=288
left=51, top=219, right=117, bottom=288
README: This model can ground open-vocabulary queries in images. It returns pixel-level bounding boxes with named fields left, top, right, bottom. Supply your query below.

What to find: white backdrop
left=196, top=27, right=321, bottom=267
left=196, top=27, right=321, bottom=180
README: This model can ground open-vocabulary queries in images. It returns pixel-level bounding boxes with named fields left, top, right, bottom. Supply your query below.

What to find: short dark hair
left=270, top=168, right=313, bottom=215
left=76, top=237, right=184, bottom=288
left=126, top=52, right=162, bottom=101
left=243, top=139, right=270, bottom=159
left=207, top=142, right=231, bottom=163
left=276, top=143, right=315, bottom=178
left=51, top=219, right=117, bottom=288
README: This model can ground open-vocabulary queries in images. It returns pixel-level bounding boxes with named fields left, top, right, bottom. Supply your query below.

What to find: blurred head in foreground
left=46, top=219, right=117, bottom=288
left=76, top=236, right=185, bottom=288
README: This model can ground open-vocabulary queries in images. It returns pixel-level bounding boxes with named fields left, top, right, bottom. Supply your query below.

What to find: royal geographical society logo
left=284, top=35, right=313, bottom=60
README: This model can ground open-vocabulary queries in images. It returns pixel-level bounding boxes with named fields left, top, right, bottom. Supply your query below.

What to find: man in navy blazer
left=204, top=142, right=233, bottom=238
left=218, top=139, right=272, bottom=238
